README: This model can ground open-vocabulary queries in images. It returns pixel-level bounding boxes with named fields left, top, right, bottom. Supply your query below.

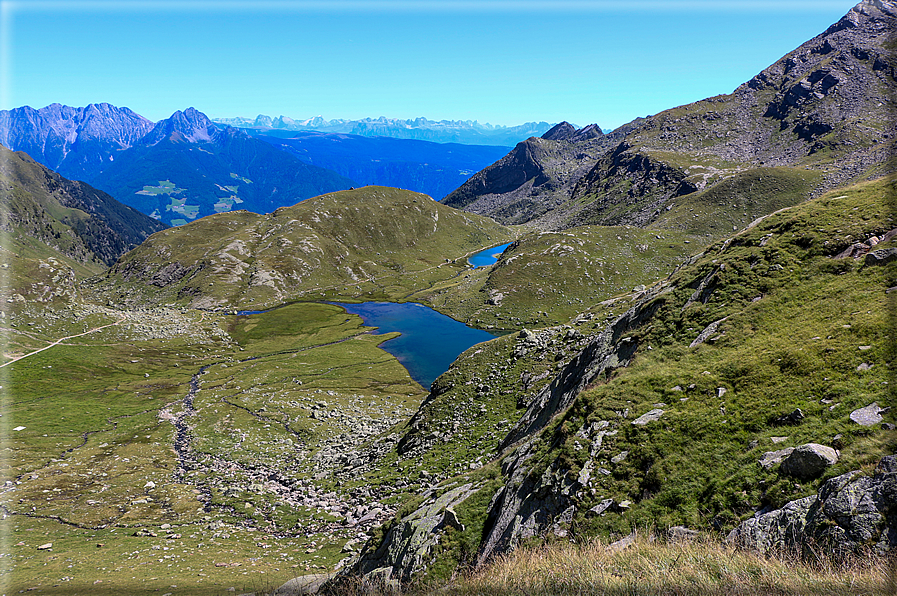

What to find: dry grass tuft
left=331, top=533, right=893, bottom=596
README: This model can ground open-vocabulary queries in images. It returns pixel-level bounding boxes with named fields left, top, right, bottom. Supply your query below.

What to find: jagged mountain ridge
left=0, top=144, right=167, bottom=268
left=0, top=103, right=154, bottom=182
left=0, top=104, right=356, bottom=227
left=88, top=108, right=355, bottom=226
left=441, top=121, right=618, bottom=226
left=443, top=0, right=897, bottom=232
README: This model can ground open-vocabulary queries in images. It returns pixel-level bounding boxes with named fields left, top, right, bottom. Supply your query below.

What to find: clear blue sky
left=2, top=0, right=859, bottom=130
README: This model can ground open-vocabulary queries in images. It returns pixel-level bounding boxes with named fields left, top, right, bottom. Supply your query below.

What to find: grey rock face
left=728, top=456, right=897, bottom=558
left=333, top=483, right=480, bottom=586
left=499, top=283, right=671, bottom=451
left=0, top=103, right=154, bottom=181
left=780, top=443, right=839, bottom=480
left=759, top=447, right=795, bottom=470
left=631, top=409, right=664, bottom=426
left=473, top=286, right=675, bottom=566
left=851, top=402, right=888, bottom=426
left=541, top=122, right=578, bottom=141
left=272, top=573, right=334, bottom=595
left=474, top=441, right=578, bottom=565
left=864, top=247, right=897, bottom=265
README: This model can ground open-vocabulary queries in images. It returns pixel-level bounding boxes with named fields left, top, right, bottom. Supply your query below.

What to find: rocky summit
left=443, top=0, right=897, bottom=234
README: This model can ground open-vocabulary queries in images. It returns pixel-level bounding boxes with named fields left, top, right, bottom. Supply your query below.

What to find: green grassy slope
left=1, top=299, right=429, bottom=594
left=90, top=186, right=516, bottom=310
left=347, top=174, right=896, bottom=583
left=419, top=226, right=701, bottom=329
left=6, top=169, right=895, bottom=594
left=647, top=166, right=823, bottom=238
left=0, top=145, right=167, bottom=268
left=538, top=175, right=896, bottom=536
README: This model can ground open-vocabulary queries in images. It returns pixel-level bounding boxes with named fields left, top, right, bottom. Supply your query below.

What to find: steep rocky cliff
left=441, top=123, right=615, bottom=227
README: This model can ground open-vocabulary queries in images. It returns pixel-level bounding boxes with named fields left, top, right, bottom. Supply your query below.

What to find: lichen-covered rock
left=273, top=573, right=334, bottom=595
left=758, top=447, right=795, bottom=470
left=474, top=441, right=580, bottom=565
left=332, top=482, right=480, bottom=586
left=850, top=402, right=887, bottom=426
left=779, top=443, right=839, bottom=479
left=631, top=408, right=664, bottom=426
left=864, top=247, right=897, bottom=265
left=728, top=455, right=897, bottom=558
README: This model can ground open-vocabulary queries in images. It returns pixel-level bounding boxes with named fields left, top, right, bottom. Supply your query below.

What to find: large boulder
left=779, top=443, right=839, bottom=480
left=272, top=573, right=334, bottom=595
left=728, top=455, right=897, bottom=558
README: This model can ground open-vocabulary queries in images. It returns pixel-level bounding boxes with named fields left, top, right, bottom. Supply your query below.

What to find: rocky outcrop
left=499, top=283, right=670, bottom=450
left=468, top=284, right=674, bottom=565
left=567, top=144, right=699, bottom=228
left=442, top=127, right=613, bottom=228
left=273, top=573, right=334, bottom=595
left=728, top=455, right=897, bottom=558
left=475, top=440, right=579, bottom=565
left=541, top=122, right=577, bottom=141
left=331, top=482, right=481, bottom=588
left=864, top=247, right=897, bottom=265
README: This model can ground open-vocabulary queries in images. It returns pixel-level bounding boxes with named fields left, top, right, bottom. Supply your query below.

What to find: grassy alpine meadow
left=90, top=186, right=518, bottom=311
left=420, top=225, right=702, bottom=330
left=2, top=173, right=895, bottom=594
left=485, top=174, right=897, bottom=539
left=312, top=174, right=896, bottom=592
left=0, top=299, right=431, bottom=594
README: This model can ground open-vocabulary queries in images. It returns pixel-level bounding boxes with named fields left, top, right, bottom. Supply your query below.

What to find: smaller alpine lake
left=468, top=242, right=513, bottom=268
left=332, top=301, right=497, bottom=389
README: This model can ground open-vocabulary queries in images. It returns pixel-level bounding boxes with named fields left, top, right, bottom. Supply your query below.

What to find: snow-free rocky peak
left=141, top=107, right=217, bottom=145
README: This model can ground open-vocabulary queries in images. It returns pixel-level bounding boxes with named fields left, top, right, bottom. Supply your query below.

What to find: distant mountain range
left=443, top=0, right=897, bottom=235
left=88, top=108, right=355, bottom=226
left=0, top=105, right=523, bottom=224
left=0, top=103, right=154, bottom=182
left=213, top=115, right=556, bottom=146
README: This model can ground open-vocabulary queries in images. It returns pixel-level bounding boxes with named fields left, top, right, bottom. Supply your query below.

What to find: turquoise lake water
left=468, top=242, right=513, bottom=268
left=332, top=301, right=497, bottom=389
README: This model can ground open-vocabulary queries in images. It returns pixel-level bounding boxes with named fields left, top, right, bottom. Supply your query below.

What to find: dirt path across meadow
left=0, top=317, right=125, bottom=368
